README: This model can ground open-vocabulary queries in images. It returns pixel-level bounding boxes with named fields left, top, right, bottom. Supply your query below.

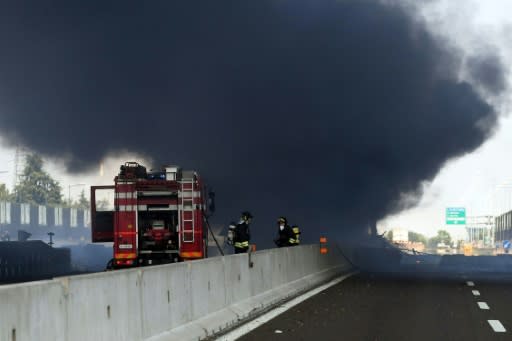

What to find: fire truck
left=90, top=162, right=214, bottom=269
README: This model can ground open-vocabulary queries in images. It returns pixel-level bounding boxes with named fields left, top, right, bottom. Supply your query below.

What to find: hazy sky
left=0, top=0, right=509, bottom=244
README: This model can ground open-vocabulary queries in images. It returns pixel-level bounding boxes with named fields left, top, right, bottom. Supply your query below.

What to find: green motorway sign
left=446, top=207, right=466, bottom=225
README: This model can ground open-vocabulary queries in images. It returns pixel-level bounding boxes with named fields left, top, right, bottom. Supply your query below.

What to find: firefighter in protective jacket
left=290, top=225, right=301, bottom=246
left=233, top=211, right=252, bottom=254
left=274, top=217, right=295, bottom=247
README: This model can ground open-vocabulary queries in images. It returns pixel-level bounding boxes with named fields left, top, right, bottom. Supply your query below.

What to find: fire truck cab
left=91, top=162, right=213, bottom=269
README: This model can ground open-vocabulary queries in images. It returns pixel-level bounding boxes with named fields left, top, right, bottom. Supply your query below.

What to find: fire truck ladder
left=180, top=177, right=195, bottom=243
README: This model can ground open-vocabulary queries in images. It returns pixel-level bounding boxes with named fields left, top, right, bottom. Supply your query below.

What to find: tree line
left=0, top=153, right=89, bottom=209
left=386, top=229, right=453, bottom=248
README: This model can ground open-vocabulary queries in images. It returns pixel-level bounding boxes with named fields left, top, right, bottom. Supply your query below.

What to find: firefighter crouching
left=232, top=211, right=252, bottom=254
left=274, top=217, right=296, bottom=247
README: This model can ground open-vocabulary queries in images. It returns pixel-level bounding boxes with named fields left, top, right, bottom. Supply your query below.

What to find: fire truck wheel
left=105, top=259, right=114, bottom=271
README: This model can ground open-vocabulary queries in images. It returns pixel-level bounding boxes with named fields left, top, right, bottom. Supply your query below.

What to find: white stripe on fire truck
left=117, top=192, right=138, bottom=199
left=117, top=205, right=181, bottom=211
left=147, top=205, right=179, bottom=211
left=138, top=191, right=177, bottom=196
left=116, top=191, right=200, bottom=198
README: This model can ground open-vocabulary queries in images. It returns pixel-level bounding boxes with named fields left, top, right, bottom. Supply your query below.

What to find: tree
left=14, top=153, right=63, bottom=205
left=0, top=184, right=12, bottom=201
left=75, top=189, right=90, bottom=209
left=385, top=230, right=393, bottom=241
left=95, top=198, right=111, bottom=211
left=437, top=230, right=452, bottom=245
left=408, top=231, right=427, bottom=245
left=428, top=230, right=452, bottom=247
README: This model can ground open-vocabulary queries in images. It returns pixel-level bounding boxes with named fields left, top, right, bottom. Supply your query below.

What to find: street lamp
left=68, top=183, right=86, bottom=203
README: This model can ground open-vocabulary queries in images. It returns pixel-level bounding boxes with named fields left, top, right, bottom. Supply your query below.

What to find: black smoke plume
left=0, top=1, right=506, bottom=247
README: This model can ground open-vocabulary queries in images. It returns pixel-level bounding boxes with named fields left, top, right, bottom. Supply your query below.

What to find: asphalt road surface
left=237, top=274, right=512, bottom=341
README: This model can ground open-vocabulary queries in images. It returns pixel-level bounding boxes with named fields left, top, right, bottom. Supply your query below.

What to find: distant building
left=495, top=210, right=512, bottom=244
left=392, top=228, right=408, bottom=243
left=0, top=200, right=90, bottom=243
left=466, top=215, right=494, bottom=247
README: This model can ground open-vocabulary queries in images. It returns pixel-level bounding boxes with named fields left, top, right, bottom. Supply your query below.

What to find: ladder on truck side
left=179, top=174, right=195, bottom=243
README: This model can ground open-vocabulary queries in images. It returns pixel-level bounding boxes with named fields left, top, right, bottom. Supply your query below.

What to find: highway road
left=236, top=274, right=512, bottom=341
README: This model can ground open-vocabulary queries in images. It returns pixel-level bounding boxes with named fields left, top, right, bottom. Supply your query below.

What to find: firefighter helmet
left=241, top=211, right=253, bottom=221
left=277, top=216, right=287, bottom=224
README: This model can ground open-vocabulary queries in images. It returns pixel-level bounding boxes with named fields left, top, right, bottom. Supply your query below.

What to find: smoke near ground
left=0, top=1, right=506, bottom=247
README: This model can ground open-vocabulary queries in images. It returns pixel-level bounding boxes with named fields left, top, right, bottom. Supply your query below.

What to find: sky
left=0, top=0, right=510, bottom=246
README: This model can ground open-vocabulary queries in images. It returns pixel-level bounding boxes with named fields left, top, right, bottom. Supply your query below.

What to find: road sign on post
left=446, top=207, right=466, bottom=225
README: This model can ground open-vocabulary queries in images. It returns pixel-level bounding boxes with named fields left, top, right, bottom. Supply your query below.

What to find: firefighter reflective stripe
left=234, top=241, right=249, bottom=248
left=292, top=227, right=300, bottom=244
left=289, top=238, right=298, bottom=244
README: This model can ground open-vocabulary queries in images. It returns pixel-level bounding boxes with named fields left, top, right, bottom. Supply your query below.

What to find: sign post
left=446, top=207, right=466, bottom=225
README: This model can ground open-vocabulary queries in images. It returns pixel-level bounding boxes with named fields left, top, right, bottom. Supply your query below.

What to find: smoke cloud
left=466, top=53, right=507, bottom=95
left=0, top=1, right=506, bottom=246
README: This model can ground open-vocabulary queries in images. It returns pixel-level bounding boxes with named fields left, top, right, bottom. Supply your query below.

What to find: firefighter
left=274, top=217, right=295, bottom=247
left=290, top=225, right=301, bottom=246
left=233, top=211, right=252, bottom=254
left=227, top=222, right=237, bottom=246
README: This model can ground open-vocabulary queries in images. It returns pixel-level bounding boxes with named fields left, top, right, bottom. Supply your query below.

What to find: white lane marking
left=216, top=272, right=356, bottom=341
left=472, top=290, right=480, bottom=296
left=477, top=302, right=490, bottom=310
left=467, top=281, right=475, bottom=287
left=488, top=320, right=506, bottom=332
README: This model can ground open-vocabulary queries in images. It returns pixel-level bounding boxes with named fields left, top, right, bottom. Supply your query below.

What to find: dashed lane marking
left=477, top=302, right=490, bottom=310
left=472, top=290, right=480, bottom=296
left=488, top=320, right=506, bottom=333
left=467, top=281, right=475, bottom=287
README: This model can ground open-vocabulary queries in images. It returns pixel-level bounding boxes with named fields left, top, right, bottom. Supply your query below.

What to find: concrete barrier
left=0, top=244, right=351, bottom=341
left=0, top=280, right=66, bottom=341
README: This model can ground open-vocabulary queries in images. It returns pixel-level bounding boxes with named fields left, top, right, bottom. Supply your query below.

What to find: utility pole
left=13, top=146, right=25, bottom=202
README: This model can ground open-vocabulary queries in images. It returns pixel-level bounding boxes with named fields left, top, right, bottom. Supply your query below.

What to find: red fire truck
left=90, top=162, right=214, bottom=269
